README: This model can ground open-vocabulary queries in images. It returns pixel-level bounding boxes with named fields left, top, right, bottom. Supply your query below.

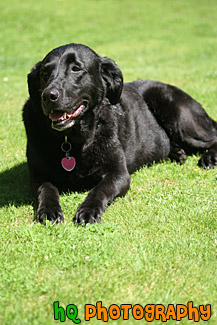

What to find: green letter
left=66, top=304, right=81, bottom=324
left=53, top=301, right=66, bottom=322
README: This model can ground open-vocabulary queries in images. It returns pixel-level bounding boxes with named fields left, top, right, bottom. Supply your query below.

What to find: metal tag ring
left=61, top=141, right=72, bottom=153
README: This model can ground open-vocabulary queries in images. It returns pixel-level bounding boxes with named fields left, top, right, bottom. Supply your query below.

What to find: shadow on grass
left=0, top=162, right=34, bottom=208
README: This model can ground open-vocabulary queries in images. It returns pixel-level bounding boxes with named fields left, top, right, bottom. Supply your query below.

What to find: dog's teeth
left=64, top=113, right=67, bottom=119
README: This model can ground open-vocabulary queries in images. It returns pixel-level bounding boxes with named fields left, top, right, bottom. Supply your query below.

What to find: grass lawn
left=0, top=0, right=217, bottom=324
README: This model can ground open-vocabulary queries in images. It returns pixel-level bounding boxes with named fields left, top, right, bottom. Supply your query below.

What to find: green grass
left=0, top=0, right=217, bottom=324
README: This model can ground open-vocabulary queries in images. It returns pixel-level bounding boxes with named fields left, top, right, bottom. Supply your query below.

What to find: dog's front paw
left=36, top=205, right=64, bottom=224
left=198, top=151, right=217, bottom=169
left=73, top=204, right=103, bottom=225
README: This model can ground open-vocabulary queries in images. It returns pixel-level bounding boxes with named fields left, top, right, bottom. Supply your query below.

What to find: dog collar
left=61, top=136, right=76, bottom=171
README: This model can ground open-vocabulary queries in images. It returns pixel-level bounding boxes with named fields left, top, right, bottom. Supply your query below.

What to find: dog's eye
left=41, top=69, right=50, bottom=80
left=71, top=65, right=81, bottom=72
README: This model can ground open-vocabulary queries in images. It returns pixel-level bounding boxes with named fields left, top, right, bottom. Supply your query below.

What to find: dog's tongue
left=49, top=111, right=65, bottom=121
left=48, top=105, right=84, bottom=121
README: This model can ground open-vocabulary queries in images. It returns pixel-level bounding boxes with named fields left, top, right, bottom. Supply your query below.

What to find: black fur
left=22, top=43, right=217, bottom=225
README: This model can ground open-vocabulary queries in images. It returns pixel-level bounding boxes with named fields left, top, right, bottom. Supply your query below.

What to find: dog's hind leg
left=198, top=143, right=217, bottom=169
left=169, top=142, right=187, bottom=164
left=138, top=80, right=217, bottom=168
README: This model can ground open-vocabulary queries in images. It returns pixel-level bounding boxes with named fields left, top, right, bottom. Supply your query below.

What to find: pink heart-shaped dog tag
left=61, top=157, right=76, bottom=171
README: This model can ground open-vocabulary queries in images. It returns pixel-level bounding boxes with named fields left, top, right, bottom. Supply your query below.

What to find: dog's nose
left=42, top=88, right=60, bottom=103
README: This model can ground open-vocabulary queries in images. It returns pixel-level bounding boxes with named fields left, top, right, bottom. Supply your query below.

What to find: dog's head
left=28, top=43, right=123, bottom=131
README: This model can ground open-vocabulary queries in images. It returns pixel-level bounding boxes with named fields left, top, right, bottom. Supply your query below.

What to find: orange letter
left=176, top=304, right=188, bottom=321
left=132, top=304, right=144, bottom=320
left=188, top=301, right=199, bottom=322
left=96, top=301, right=108, bottom=322
left=155, top=304, right=166, bottom=321
left=109, top=305, right=121, bottom=320
left=121, top=304, right=132, bottom=320
left=144, top=304, right=155, bottom=322
left=165, top=304, right=176, bottom=320
left=85, top=304, right=96, bottom=321
left=200, top=304, right=211, bottom=321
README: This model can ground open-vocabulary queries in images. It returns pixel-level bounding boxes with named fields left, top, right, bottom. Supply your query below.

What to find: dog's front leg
left=73, top=171, right=131, bottom=225
left=36, top=182, right=64, bottom=224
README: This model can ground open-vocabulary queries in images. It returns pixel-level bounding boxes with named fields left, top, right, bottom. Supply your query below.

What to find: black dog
left=22, top=43, right=217, bottom=225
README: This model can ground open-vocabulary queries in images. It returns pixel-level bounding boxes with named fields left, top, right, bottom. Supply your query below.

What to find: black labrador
left=22, top=43, right=217, bottom=225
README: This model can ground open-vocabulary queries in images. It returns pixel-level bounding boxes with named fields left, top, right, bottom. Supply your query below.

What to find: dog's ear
left=27, top=61, right=42, bottom=107
left=100, top=57, right=123, bottom=105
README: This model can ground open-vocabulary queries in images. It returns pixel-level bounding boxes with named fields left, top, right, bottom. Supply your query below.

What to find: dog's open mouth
left=49, top=102, right=86, bottom=131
